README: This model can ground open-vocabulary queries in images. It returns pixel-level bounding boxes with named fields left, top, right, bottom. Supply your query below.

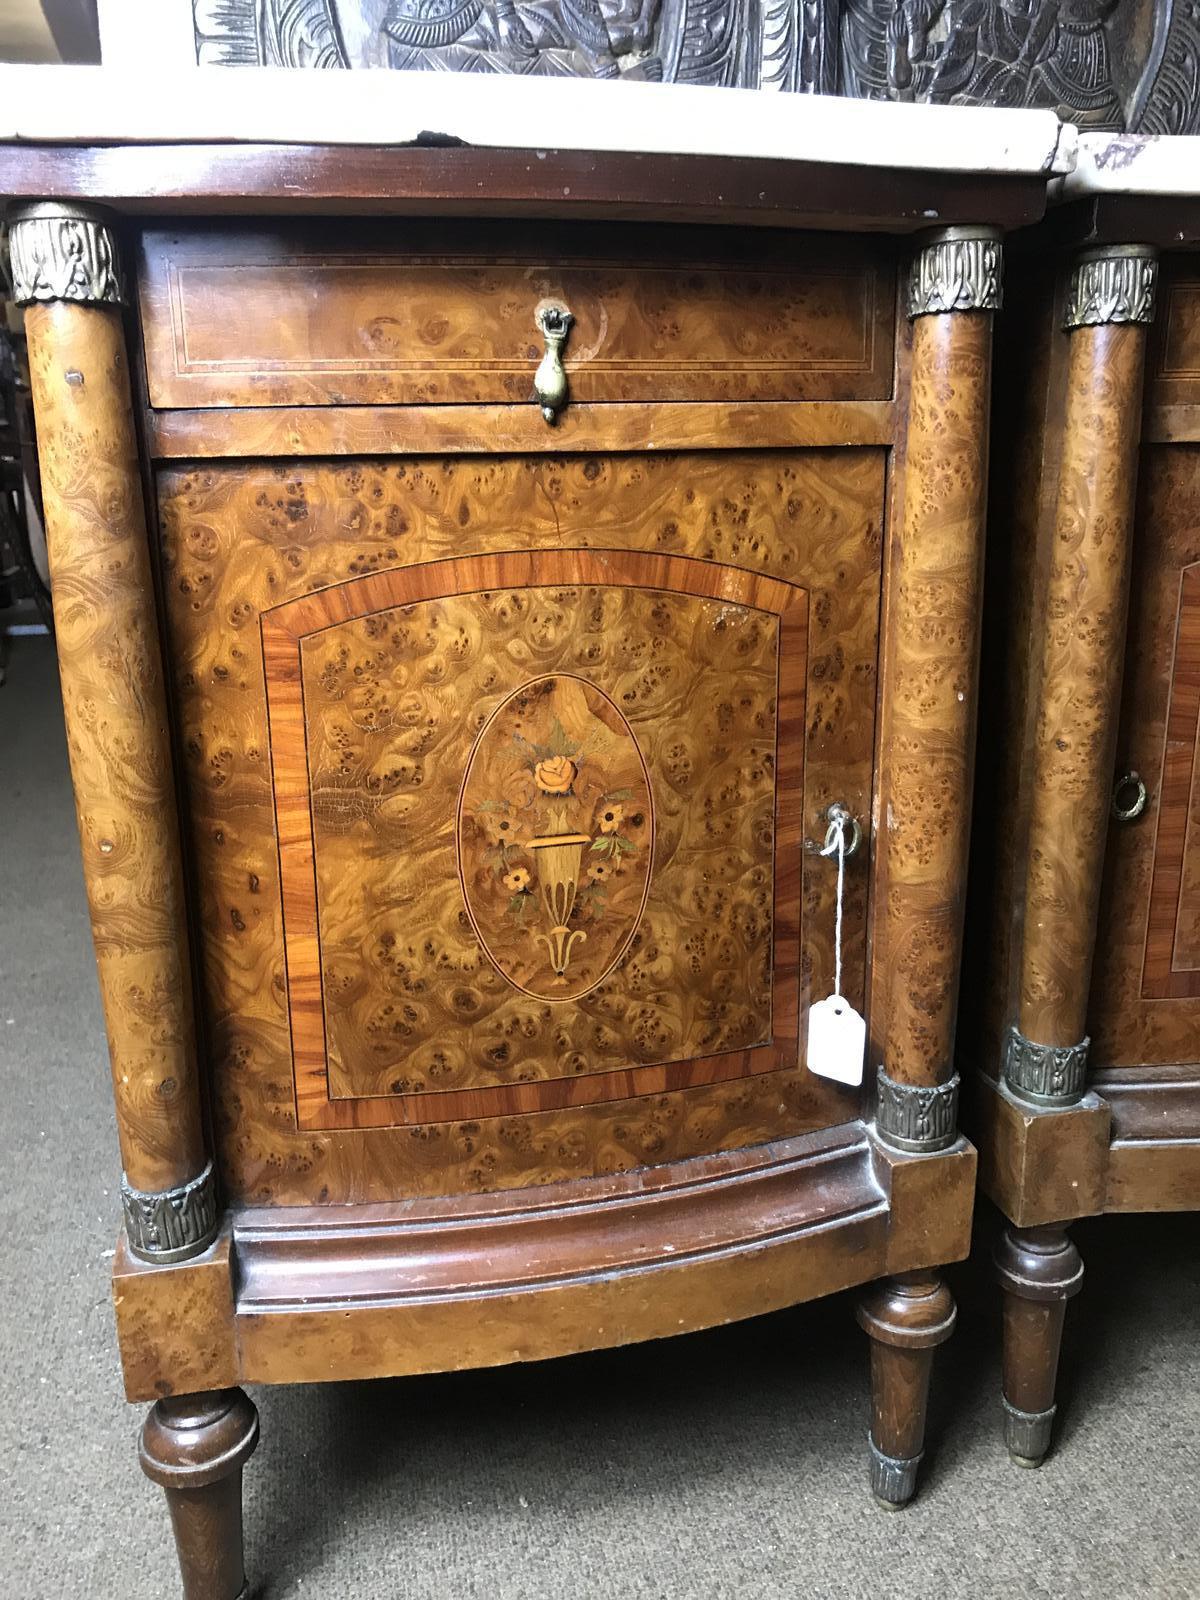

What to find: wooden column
left=874, top=226, right=999, bottom=1153
left=10, top=202, right=216, bottom=1261
left=1006, top=246, right=1158, bottom=1107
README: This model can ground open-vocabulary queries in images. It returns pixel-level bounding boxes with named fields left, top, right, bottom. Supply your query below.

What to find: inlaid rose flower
left=503, top=866, right=532, bottom=893
left=535, top=755, right=577, bottom=794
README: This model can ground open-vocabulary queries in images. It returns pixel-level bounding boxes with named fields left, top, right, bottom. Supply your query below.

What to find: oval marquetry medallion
left=458, top=674, right=654, bottom=1002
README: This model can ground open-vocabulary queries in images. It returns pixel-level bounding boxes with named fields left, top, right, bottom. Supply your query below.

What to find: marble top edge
left=0, top=64, right=1074, bottom=179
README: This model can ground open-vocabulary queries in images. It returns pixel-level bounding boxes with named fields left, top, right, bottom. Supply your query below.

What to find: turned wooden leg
left=856, top=1272, right=956, bottom=1509
left=994, top=1225, right=1084, bottom=1468
left=139, top=1388, right=259, bottom=1600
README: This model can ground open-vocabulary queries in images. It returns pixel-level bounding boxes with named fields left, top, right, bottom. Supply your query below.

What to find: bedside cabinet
left=5, top=102, right=1058, bottom=1597
left=965, top=135, right=1200, bottom=1470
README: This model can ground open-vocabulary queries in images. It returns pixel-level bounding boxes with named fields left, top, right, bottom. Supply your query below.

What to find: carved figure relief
left=383, top=0, right=668, bottom=79
left=192, top=0, right=1200, bottom=125
left=839, top=0, right=1125, bottom=127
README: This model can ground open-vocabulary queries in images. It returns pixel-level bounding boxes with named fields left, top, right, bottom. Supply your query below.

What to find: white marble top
left=1055, top=131, right=1200, bottom=200
left=0, top=64, right=1074, bottom=178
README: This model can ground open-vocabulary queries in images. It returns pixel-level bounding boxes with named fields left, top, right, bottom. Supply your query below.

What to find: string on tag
left=833, top=812, right=845, bottom=999
left=817, top=802, right=853, bottom=998
left=807, top=803, right=866, bottom=1087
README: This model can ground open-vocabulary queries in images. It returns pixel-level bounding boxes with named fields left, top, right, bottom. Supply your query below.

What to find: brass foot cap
left=867, top=1435, right=921, bottom=1508
left=1002, top=1396, right=1056, bottom=1466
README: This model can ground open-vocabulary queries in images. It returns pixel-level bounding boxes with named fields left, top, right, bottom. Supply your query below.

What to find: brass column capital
left=873, top=1067, right=960, bottom=1153
left=7, top=201, right=123, bottom=307
left=1002, top=1026, right=1089, bottom=1108
left=1063, top=244, right=1158, bottom=331
left=906, top=226, right=1003, bottom=320
left=122, top=1161, right=220, bottom=1264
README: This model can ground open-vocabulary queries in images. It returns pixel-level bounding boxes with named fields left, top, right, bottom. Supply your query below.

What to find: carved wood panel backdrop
left=159, top=448, right=884, bottom=1204
left=192, top=0, right=1200, bottom=131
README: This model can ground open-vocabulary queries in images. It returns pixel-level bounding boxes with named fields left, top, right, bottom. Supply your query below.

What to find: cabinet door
left=1092, top=443, right=1200, bottom=1069
left=160, top=448, right=883, bottom=1203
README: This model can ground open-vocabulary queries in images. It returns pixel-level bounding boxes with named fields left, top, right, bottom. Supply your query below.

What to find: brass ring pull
left=533, top=303, right=573, bottom=424
left=1112, top=770, right=1147, bottom=823
left=814, top=802, right=862, bottom=860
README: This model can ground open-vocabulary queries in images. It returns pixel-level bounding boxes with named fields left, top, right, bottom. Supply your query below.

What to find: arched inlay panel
left=263, top=548, right=808, bottom=1128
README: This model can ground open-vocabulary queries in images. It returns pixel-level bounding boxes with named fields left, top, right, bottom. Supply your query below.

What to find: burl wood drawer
left=137, top=222, right=894, bottom=409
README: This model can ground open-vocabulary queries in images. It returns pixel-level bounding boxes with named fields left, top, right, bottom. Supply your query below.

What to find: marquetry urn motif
left=459, top=674, right=653, bottom=999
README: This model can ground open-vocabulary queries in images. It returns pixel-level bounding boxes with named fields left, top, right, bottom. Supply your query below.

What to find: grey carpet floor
left=1, top=632, right=1198, bottom=1600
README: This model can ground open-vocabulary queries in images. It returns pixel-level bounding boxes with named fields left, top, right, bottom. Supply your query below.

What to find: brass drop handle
left=1112, top=770, right=1148, bottom=823
left=533, top=303, right=573, bottom=424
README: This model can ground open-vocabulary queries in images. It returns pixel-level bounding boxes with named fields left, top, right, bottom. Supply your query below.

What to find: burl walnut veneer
left=965, top=158, right=1200, bottom=1470
left=9, top=147, right=1021, bottom=1594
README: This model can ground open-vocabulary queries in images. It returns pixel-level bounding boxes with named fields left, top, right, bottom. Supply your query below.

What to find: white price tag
left=806, top=994, right=866, bottom=1086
